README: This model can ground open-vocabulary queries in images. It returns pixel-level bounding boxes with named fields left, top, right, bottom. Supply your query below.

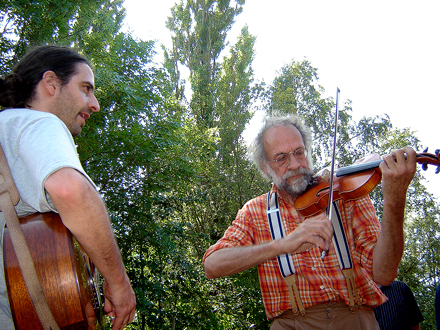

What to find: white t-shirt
left=0, top=108, right=94, bottom=329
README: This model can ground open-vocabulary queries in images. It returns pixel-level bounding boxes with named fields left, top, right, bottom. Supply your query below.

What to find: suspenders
left=267, top=191, right=306, bottom=315
left=267, top=191, right=361, bottom=316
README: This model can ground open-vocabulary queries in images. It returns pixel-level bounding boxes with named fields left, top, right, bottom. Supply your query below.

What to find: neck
left=276, top=187, right=298, bottom=206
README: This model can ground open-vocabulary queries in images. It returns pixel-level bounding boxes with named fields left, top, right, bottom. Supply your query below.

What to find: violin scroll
left=294, top=148, right=440, bottom=218
left=417, top=148, right=440, bottom=174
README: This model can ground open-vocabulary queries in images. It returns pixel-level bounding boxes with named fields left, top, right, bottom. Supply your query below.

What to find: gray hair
left=248, top=113, right=313, bottom=180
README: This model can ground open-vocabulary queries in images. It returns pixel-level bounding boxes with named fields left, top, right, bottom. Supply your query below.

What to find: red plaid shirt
left=203, top=185, right=387, bottom=319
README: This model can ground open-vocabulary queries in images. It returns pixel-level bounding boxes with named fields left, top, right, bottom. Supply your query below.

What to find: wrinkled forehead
left=263, top=124, right=305, bottom=159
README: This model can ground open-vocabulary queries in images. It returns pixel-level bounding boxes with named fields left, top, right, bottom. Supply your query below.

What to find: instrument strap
left=0, top=144, right=60, bottom=330
left=267, top=191, right=361, bottom=313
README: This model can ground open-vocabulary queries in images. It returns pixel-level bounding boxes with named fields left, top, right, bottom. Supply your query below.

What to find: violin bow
left=322, top=87, right=340, bottom=259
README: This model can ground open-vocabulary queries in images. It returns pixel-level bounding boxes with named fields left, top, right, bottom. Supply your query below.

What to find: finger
left=129, top=308, right=135, bottom=323
left=294, top=242, right=315, bottom=253
left=382, top=148, right=416, bottom=173
left=103, top=297, right=114, bottom=317
left=105, top=309, right=115, bottom=321
left=380, top=151, right=400, bottom=172
left=313, top=212, right=330, bottom=222
left=112, top=316, right=124, bottom=330
left=317, top=217, right=334, bottom=239
left=387, top=149, right=401, bottom=163
left=308, top=234, right=331, bottom=251
left=402, top=146, right=417, bottom=165
left=102, top=281, right=114, bottom=316
left=305, top=216, right=333, bottom=241
left=111, top=309, right=134, bottom=330
left=389, top=148, right=414, bottom=163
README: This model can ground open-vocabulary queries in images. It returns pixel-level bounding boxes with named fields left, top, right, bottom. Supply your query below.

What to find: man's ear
left=260, top=160, right=269, bottom=175
left=41, top=71, right=61, bottom=96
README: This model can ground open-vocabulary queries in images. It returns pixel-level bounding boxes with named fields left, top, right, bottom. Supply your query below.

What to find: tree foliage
left=266, top=59, right=440, bottom=329
left=2, top=0, right=440, bottom=329
left=163, top=1, right=270, bottom=327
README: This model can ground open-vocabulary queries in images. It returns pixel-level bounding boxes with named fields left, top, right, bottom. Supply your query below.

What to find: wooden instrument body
left=294, top=150, right=440, bottom=217
left=3, top=212, right=103, bottom=330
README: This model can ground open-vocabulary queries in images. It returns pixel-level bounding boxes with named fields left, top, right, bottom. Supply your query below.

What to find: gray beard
left=267, top=166, right=313, bottom=199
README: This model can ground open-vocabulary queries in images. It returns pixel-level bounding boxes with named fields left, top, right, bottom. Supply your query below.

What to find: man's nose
left=89, top=94, right=100, bottom=113
left=286, top=153, right=301, bottom=170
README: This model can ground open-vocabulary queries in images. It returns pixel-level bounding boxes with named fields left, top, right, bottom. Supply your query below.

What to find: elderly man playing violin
left=203, top=113, right=416, bottom=329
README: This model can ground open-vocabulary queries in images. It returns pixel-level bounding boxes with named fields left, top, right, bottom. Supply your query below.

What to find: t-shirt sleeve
left=15, top=116, right=95, bottom=213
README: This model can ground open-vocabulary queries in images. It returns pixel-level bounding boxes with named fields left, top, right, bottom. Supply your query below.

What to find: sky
left=122, top=0, right=440, bottom=198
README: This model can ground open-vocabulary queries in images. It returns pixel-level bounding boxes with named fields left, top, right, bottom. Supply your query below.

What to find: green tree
left=378, top=129, right=440, bottom=330
left=164, top=0, right=271, bottom=328
left=1, top=1, right=197, bottom=329
left=3, top=0, right=440, bottom=328
left=267, top=59, right=393, bottom=170
left=0, top=0, right=126, bottom=74
left=165, top=0, right=245, bottom=128
left=268, top=60, right=440, bottom=329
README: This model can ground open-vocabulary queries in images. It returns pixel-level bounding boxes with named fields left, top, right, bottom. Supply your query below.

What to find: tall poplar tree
left=164, top=0, right=270, bottom=328
left=3, top=0, right=440, bottom=328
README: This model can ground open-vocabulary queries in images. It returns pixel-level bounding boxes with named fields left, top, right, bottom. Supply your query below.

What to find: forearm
left=373, top=147, right=416, bottom=285
left=46, top=168, right=136, bottom=329
left=45, top=168, right=128, bottom=286
left=204, top=213, right=333, bottom=279
left=204, top=240, right=281, bottom=279
left=372, top=198, right=405, bottom=285
left=59, top=195, right=128, bottom=286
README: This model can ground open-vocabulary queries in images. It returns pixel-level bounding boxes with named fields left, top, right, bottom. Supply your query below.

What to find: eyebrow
left=82, top=80, right=95, bottom=91
left=274, top=147, right=305, bottom=157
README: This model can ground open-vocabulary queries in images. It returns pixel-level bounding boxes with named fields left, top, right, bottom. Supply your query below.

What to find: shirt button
left=312, top=267, right=316, bottom=271
left=320, top=285, right=325, bottom=290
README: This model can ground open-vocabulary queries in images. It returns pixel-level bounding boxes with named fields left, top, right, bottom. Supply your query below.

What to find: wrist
left=269, top=238, right=285, bottom=257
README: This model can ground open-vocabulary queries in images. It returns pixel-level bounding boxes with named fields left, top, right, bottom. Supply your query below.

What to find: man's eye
left=277, top=155, right=287, bottom=163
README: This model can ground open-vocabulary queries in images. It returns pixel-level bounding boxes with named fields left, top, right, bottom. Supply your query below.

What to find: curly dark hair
left=0, top=45, right=90, bottom=109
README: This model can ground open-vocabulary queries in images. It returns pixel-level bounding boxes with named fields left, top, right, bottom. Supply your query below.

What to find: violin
left=294, top=150, right=440, bottom=218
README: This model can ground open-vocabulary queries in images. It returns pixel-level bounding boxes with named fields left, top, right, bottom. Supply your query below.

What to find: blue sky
left=123, top=0, right=440, bottom=198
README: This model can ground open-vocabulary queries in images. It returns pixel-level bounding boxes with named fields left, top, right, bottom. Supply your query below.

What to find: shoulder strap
left=0, top=144, right=60, bottom=330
